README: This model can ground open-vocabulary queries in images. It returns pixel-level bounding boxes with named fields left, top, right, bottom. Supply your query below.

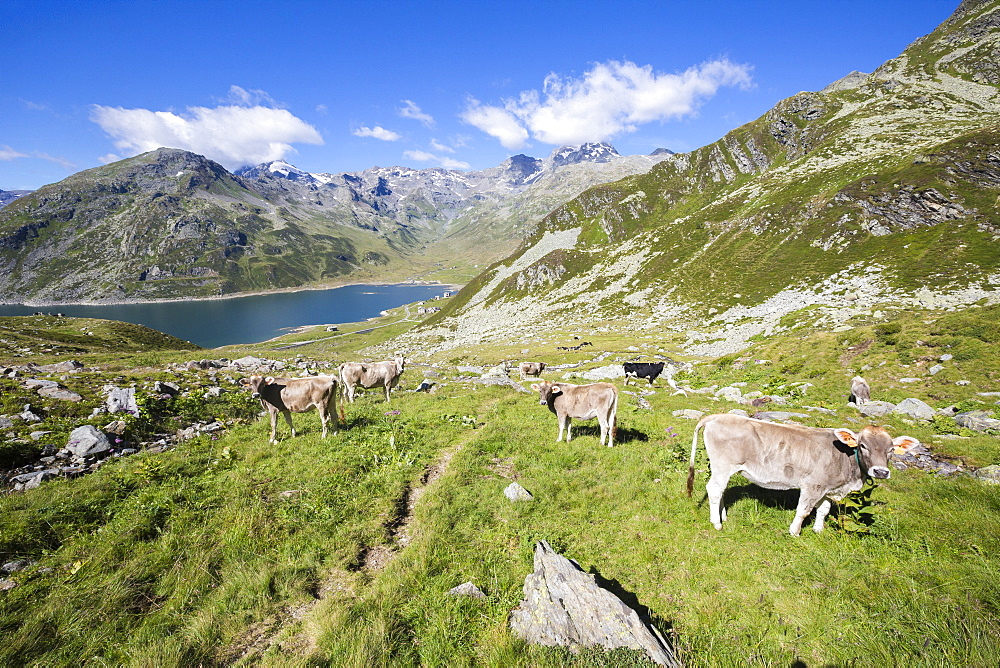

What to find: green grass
left=1, top=305, right=999, bottom=666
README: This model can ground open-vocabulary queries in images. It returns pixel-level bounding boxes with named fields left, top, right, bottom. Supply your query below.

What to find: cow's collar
left=853, top=446, right=872, bottom=484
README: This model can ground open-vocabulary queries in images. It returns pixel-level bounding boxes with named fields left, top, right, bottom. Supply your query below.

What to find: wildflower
left=385, top=410, right=401, bottom=416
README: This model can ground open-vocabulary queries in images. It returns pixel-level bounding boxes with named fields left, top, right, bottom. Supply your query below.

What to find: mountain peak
left=550, top=142, right=621, bottom=167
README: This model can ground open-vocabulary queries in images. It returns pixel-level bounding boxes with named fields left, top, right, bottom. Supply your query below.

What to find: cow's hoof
left=713, top=523, right=723, bottom=531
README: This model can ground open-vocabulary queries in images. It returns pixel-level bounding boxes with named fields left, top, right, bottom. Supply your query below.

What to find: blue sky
left=2, top=0, right=956, bottom=190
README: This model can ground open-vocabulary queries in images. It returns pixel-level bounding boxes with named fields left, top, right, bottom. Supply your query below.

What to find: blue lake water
left=0, top=284, right=452, bottom=349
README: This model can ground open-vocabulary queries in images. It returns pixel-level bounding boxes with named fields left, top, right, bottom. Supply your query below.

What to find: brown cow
left=850, top=376, right=871, bottom=406
left=519, top=361, right=546, bottom=379
left=243, top=375, right=342, bottom=444
left=531, top=380, right=619, bottom=447
left=687, top=413, right=917, bottom=536
left=340, top=355, right=405, bottom=403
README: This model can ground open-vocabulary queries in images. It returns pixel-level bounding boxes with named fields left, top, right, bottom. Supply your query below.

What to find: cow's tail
left=687, top=417, right=706, bottom=497
left=610, top=389, right=619, bottom=445
left=337, top=378, right=346, bottom=422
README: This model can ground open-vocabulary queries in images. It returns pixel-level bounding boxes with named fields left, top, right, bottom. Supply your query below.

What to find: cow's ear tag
left=265, top=376, right=275, bottom=384
left=833, top=428, right=858, bottom=447
left=892, top=435, right=919, bottom=454
left=550, top=386, right=562, bottom=395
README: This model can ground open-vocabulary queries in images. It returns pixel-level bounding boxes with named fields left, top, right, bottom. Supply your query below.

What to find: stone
left=65, top=425, right=111, bottom=458
left=973, top=465, right=1000, bottom=484
left=504, top=482, right=533, bottom=501
left=37, top=360, right=84, bottom=373
left=104, top=386, right=138, bottom=414
left=232, top=356, right=266, bottom=368
left=153, top=381, right=180, bottom=396
left=510, top=540, right=680, bottom=667
left=672, top=409, right=705, bottom=420
left=456, top=365, right=484, bottom=374
left=955, top=411, right=1000, bottom=432
left=859, top=400, right=896, bottom=417
left=939, top=353, right=953, bottom=362
left=0, top=579, right=16, bottom=591
left=103, top=420, right=127, bottom=435
left=956, top=380, right=971, bottom=386
left=448, top=582, right=486, bottom=599
left=728, top=409, right=750, bottom=417
left=38, top=387, right=84, bottom=402
left=581, top=364, right=626, bottom=381
left=24, top=378, right=59, bottom=389
left=0, top=416, right=15, bottom=429
left=894, top=398, right=936, bottom=421
left=714, top=386, right=743, bottom=403
left=29, top=430, right=52, bottom=441
left=929, top=365, right=944, bottom=375
left=899, top=378, right=921, bottom=384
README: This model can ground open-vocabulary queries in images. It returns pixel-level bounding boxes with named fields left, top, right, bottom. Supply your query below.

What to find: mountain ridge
left=400, top=0, right=1000, bottom=357
left=0, top=143, right=672, bottom=303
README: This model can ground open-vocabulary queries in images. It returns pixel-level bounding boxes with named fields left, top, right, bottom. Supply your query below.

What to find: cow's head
left=394, top=355, right=406, bottom=372
left=833, top=426, right=918, bottom=479
left=242, top=375, right=274, bottom=399
left=531, top=380, right=562, bottom=406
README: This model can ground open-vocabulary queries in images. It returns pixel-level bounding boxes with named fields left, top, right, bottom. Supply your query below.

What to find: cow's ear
left=239, top=377, right=249, bottom=387
left=892, top=435, right=919, bottom=453
left=530, top=384, right=541, bottom=391
left=833, top=428, right=858, bottom=447
left=264, top=376, right=275, bottom=385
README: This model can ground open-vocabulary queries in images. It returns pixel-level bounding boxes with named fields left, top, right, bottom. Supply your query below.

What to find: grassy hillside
left=1, top=304, right=999, bottom=665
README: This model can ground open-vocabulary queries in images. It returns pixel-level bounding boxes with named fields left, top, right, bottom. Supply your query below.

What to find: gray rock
left=672, top=409, right=705, bottom=420
left=929, top=365, right=944, bottom=375
left=104, top=386, right=138, bottom=414
left=29, top=430, right=52, bottom=441
left=0, top=579, right=16, bottom=591
left=504, top=482, right=533, bottom=501
left=581, top=364, right=626, bottom=381
left=38, top=386, right=84, bottom=402
left=510, top=540, right=680, bottom=667
left=956, top=380, right=971, bottom=386
left=153, top=381, right=180, bottom=396
left=955, top=411, right=1000, bottom=432
left=859, top=400, right=896, bottom=417
left=456, top=365, right=484, bottom=374
left=728, top=409, right=750, bottom=417
left=715, top=386, right=743, bottom=403
left=973, top=465, right=1000, bottom=484
left=37, top=360, right=84, bottom=373
left=24, top=378, right=59, bottom=389
left=448, top=581, right=486, bottom=599
left=232, top=356, right=266, bottom=368
left=1, top=559, right=30, bottom=574
left=894, top=398, right=936, bottom=421
left=899, top=378, right=922, bottom=384
left=0, top=416, right=15, bottom=429
left=65, top=425, right=111, bottom=458
left=939, top=353, right=953, bottom=362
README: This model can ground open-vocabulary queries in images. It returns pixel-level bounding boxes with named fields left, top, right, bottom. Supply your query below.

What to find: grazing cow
left=623, top=361, right=666, bottom=386
left=531, top=380, right=619, bottom=447
left=850, top=376, right=871, bottom=406
left=340, top=355, right=405, bottom=403
left=519, top=361, right=546, bottom=379
left=687, top=413, right=917, bottom=536
left=243, top=375, right=342, bottom=444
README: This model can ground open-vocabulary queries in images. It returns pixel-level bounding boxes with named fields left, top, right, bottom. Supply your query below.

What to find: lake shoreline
left=1, top=279, right=464, bottom=308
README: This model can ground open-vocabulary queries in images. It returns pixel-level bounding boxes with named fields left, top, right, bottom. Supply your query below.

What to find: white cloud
left=0, top=145, right=75, bottom=169
left=429, top=138, right=455, bottom=153
left=99, top=153, right=121, bottom=164
left=403, top=149, right=469, bottom=170
left=0, top=145, right=29, bottom=161
left=403, top=150, right=435, bottom=162
left=316, top=104, right=329, bottom=114
left=223, top=85, right=282, bottom=108
left=463, top=59, right=753, bottom=147
left=90, top=104, right=323, bottom=169
left=353, top=125, right=402, bottom=141
left=399, top=99, right=434, bottom=127
left=461, top=99, right=530, bottom=150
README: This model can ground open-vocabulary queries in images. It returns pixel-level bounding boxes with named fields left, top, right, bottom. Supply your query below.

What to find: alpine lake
left=0, top=283, right=452, bottom=349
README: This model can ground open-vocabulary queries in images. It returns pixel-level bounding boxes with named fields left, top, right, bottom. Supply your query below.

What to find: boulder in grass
left=65, top=425, right=111, bottom=458
left=504, top=482, right=533, bottom=501
left=510, top=540, right=680, bottom=667
left=448, top=582, right=486, bottom=599
left=894, top=398, right=936, bottom=421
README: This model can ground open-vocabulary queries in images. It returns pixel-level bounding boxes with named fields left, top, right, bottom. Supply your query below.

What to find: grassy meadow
left=1, top=302, right=999, bottom=666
